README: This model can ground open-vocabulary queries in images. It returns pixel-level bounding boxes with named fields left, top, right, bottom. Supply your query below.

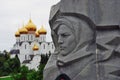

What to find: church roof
left=15, top=30, right=20, bottom=37
left=15, top=19, right=47, bottom=37
left=38, top=26, right=47, bottom=34
left=32, top=44, right=39, bottom=51
left=10, top=49, right=20, bottom=54
left=35, top=31, right=40, bottom=37
left=25, top=19, right=36, bottom=31
left=19, top=26, right=28, bottom=34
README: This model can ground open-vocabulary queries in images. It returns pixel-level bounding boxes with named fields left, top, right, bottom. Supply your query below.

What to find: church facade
left=10, top=19, right=55, bottom=70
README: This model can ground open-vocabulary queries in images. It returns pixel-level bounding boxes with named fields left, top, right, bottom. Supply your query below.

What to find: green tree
left=20, top=65, right=29, bottom=80
left=0, top=52, right=20, bottom=76
left=12, top=65, right=29, bottom=80
left=37, top=64, right=45, bottom=80
left=11, top=53, right=50, bottom=80
left=27, top=69, right=37, bottom=80
left=12, top=54, right=20, bottom=73
left=0, top=52, right=11, bottom=76
left=4, top=50, right=10, bottom=60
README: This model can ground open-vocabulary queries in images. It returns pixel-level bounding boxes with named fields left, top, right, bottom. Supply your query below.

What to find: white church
left=10, top=19, right=55, bottom=70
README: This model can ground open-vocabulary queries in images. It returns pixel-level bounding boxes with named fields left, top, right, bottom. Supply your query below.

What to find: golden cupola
left=38, top=26, right=47, bottom=34
left=35, top=31, right=39, bottom=37
left=32, top=44, right=39, bottom=51
left=15, top=30, right=20, bottom=37
left=19, top=26, right=28, bottom=34
left=25, top=19, right=36, bottom=31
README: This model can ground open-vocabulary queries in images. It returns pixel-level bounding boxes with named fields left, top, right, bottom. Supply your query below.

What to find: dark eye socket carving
left=61, top=33, right=70, bottom=37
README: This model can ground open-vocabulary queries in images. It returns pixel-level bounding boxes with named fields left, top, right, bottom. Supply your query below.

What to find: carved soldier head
left=51, top=13, right=96, bottom=57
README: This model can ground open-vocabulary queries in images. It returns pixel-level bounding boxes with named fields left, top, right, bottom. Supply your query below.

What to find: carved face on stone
left=52, top=15, right=95, bottom=57
left=57, top=24, right=76, bottom=56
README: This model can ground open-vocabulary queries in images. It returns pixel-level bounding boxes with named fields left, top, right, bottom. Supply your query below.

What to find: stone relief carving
left=44, top=13, right=97, bottom=80
left=96, top=25, right=120, bottom=80
left=44, top=0, right=120, bottom=80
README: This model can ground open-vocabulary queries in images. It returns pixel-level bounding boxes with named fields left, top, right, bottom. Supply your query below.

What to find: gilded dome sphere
left=19, top=27, right=28, bottom=34
left=38, top=26, right=47, bottom=34
left=32, top=44, right=39, bottom=51
left=15, top=31, right=20, bottom=37
left=35, top=31, right=39, bottom=37
left=25, top=19, right=36, bottom=31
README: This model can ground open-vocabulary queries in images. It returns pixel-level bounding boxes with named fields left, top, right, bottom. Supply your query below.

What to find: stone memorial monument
left=44, top=0, right=120, bottom=80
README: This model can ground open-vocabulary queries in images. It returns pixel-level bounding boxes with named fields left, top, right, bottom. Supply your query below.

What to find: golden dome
left=35, top=31, right=39, bottom=37
left=15, top=31, right=20, bottom=37
left=38, top=26, right=47, bottom=34
left=25, top=19, right=36, bottom=31
left=19, top=27, right=28, bottom=34
left=32, top=44, right=39, bottom=51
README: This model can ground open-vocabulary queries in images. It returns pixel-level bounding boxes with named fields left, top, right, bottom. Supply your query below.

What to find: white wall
left=20, top=42, right=30, bottom=54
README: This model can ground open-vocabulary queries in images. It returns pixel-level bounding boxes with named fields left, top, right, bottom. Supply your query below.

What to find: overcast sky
left=0, top=0, right=60, bottom=51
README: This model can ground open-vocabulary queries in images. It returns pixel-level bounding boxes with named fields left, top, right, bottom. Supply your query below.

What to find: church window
left=25, top=36, right=26, bottom=41
left=41, top=37, right=42, bottom=41
left=21, top=37, right=22, bottom=41
left=28, top=35, right=29, bottom=40
left=31, top=35, right=33, bottom=40
left=25, top=44, right=26, bottom=49
left=24, top=37, right=25, bottom=41
left=43, top=36, right=45, bottom=41
left=25, top=55, right=27, bottom=60
left=44, top=44, right=45, bottom=49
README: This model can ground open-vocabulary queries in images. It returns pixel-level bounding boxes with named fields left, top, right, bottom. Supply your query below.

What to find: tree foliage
left=11, top=53, right=50, bottom=80
left=0, top=51, right=20, bottom=76
left=0, top=50, right=50, bottom=80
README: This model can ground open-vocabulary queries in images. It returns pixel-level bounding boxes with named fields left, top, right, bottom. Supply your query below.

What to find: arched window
left=28, top=35, right=29, bottom=40
left=31, top=35, right=33, bottom=40
left=24, top=36, right=25, bottom=41
left=44, top=44, right=45, bottom=49
left=21, top=37, right=22, bottom=41
left=25, top=44, right=26, bottom=49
